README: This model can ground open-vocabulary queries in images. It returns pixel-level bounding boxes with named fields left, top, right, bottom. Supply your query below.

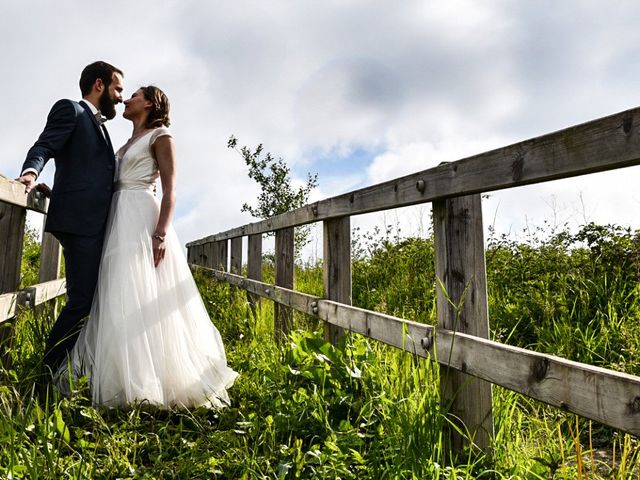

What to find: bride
left=62, top=85, right=238, bottom=408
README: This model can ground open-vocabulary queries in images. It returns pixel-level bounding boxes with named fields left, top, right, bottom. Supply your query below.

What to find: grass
left=1, top=222, right=640, bottom=478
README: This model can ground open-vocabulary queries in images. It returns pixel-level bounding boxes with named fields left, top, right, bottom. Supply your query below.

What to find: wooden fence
left=0, top=175, right=65, bottom=366
left=2, top=106, right=640, bottom=454
left=186, top=107, right=640, bottom=452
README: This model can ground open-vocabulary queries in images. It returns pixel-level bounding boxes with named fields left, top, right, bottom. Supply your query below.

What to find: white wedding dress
left=63, top=127, right=238, bottom=408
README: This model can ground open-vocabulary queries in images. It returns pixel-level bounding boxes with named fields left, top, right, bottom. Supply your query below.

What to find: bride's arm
left=152, top=135, right=177, bottom=266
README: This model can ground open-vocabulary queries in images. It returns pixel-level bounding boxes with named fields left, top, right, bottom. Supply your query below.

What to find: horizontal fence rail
left=193, top=265, right=640, bottom=437
left=0, top=174, right=49, bottom=213
left=188, top=106, right=640, bottom=245
left=0, top=278, right=66, bottom=324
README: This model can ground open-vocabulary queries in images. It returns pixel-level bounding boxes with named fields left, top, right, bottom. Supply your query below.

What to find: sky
left=3, top=0, right=640, bottom=259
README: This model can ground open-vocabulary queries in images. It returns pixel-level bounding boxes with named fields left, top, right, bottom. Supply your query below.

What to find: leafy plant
left=227, top=135, right=318, bottom=255
left=3, top=221, right=640, bottom=478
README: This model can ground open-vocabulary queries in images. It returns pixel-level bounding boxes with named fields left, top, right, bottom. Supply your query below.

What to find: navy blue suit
left=22, top=99, right=116, bottom=372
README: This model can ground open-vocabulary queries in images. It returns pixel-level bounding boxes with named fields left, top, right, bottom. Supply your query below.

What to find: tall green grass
left=1, top=222, right=639, bottom=478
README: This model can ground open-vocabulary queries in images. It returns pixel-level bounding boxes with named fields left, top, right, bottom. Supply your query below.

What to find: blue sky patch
left=298, top=146, right=385, bottom=180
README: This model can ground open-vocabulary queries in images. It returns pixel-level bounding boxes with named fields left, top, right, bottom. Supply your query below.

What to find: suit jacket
left=22, top=99, right=116, bottom=236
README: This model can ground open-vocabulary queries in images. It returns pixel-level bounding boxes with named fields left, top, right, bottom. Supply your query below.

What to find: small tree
left=227, top=135, right=318, bottom=255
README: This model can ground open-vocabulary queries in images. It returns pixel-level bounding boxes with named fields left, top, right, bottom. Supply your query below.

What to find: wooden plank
left=31, top=278, right=66, bottom=307
left=193, top=243, right=202, bottom=267
left=247, top=234, right=262, bottom=281
left=247, top=234, right=262, bottom=310
left=0, top=175, right=49, bottom=213
left=219, top=240, right=228, bottom=272
left=210, top=241, right=220, bottom=270
left=0, top=200, right=27, bottom=366
left=274, top=228, right=294, bottom=342
left=432, top=329, right=640, bottom=438
left=0, top=203, right=25, bottom=294
left=0, top=293, right=18, bottom=324
left=199, top=241, right=210, bottom=268
left=38, top=217, right=61, bottom=316
left=193, top=241, right=218, bottom=269
left=192, top=264, right=640, bottom=437
left=39, top=231, right=61, bottom=282
left=323, top=217, right=351, bottom=345
left=198, top=244, right=208, bottom=267
left=230, top=237, right=242, bottom=274
left=187, top=106, right=640, bottom=246
left=434, top=194, right=493, bottom=452
left=0, top=278, right=67, bottom=323
left=191, top=266, right=431, bottom=356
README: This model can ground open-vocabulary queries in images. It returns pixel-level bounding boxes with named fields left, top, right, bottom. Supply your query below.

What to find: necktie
left=94, top=112, right=107, bottom=125
left=93, top=112, right=108, bottom=142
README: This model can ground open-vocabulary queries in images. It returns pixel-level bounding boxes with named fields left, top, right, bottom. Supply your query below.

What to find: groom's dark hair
left=79, top=61, right=124, bottom=96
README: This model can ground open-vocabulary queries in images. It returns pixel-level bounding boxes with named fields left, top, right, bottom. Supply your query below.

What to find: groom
left=16, top=61, right=124, bottom=374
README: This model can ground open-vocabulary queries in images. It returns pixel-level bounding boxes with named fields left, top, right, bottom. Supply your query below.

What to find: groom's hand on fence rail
left=15, top=173, right=37, bottom=193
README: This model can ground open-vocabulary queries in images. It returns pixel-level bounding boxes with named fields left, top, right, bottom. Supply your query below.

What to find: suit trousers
left=43, top=230, right=104, bottom=373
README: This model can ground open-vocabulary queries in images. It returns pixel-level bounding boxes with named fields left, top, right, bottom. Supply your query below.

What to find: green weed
left=1, top=223, right=639, bottom=478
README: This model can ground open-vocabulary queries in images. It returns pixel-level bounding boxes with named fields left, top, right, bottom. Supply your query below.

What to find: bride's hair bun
left=141, top=85, right=171, bottom=128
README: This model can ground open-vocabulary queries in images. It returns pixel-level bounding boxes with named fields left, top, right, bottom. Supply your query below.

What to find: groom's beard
left=99, top=88, right=117, bottom=120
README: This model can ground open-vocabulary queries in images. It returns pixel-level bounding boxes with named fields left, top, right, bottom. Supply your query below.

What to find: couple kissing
left=17, top=61, right=237, bottom=408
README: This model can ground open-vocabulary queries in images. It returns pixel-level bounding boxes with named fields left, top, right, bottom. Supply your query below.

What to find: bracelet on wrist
left=152, top=233, right=165, bottom=242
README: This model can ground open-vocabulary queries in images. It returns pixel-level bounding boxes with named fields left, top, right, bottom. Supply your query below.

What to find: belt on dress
left=114, top=180, right=154, bottom=192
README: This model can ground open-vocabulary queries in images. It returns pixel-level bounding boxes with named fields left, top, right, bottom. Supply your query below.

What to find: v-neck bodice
left=114, top=127, right=171, bottom=191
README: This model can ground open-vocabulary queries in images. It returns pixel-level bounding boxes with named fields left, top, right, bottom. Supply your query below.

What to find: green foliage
left=0, top=303, right=469, bottom=479
left=19, top=226, right=41, bottom=289
left=487, top=223, right=640, bottom=374
left=352, top=226, right=437, bottom=324
left=227, top=136, right=318, bottom=219
left=227, top=135, right=318, bottom=254
left=3, top=221, right=640, bottom=477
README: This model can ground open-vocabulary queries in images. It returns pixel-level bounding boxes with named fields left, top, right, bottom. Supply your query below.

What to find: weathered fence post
left=210, top=241, right=220, bottom=270
left=219, top=240, right=228, bottom=271
left=39, top=233, right=61, bottom=284
left=187, top=244, right=195, bottom=264
left=0, top=201, right=26, bottom=367
left=38, top=207, right=62, bottom=316
left=323, top=217, right=351, bottom=345
left=274, top=227, right=294, bottom=342
left=230, top=237, right=242, bottom=299
left=247, top=234, right=262, bottom=311
left=196, top=243, right=207, bottom=267
left=201, top=241, right=211, bottom=268
left=187, top=244, right=205, bottom=265
left=433, top=193, right=493, bottom=454
left=230, top=237, right=242, bottom=274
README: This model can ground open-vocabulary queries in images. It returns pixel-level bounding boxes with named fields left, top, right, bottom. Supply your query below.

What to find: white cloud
left=3, top=0, right=640, bottom=255
left=366, top=132, right=507, bottom=185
